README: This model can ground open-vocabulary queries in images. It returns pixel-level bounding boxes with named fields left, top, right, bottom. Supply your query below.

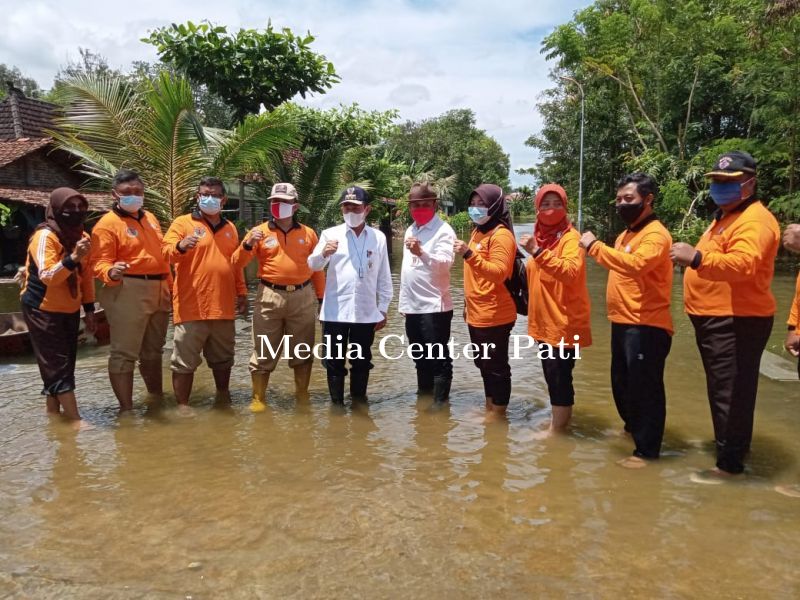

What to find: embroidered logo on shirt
left=225, top=231, right=232, bottom=238
left=476, top=243, right=482, bottom=250
left=298, top=238, right=305, bottom=245
left=194, top=227, right=207, bottom=238
left=126, top=227, right=139, bottom=238
left=265, top=237, right=278, bottom=249
left=624, top=244, right=631, bottom=253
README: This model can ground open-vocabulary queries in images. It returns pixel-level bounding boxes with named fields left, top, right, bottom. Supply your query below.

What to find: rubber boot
left=109, top=371, right=135, bottom=411
left=430, top=375, right=451, bottom=410
left=327, top=375, right=345, bottom=405
left=250, top=372, right=269, bottom=413
left=416, top=369, right=434, bottom=395
left=139, top=359, right=164, bottom=395
left=294, top=362, right=313, bottom=400
left=350, top=370, right=370, bottom=403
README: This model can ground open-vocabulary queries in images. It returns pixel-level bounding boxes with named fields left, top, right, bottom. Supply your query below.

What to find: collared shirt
left=308, top=223, right=393, bottom=324
left=463, top=225, right=517, bottom=327
left=231, top=219, right=325, bottom=298
left=399, top=215, right=455, bottom=314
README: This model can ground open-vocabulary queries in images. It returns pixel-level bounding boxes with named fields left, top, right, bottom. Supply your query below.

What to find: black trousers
left=467, top=322, right=514, bottom=406
left=610, top=323, right=672, bottom=459
left=690, top=315, right=773, bottom=474
left=541, top=348, right=577, bottom=407
left=321, top=321, right=377, bottom=377
left=405, top=311, right=454, bottom=386
left=22, top=303, right=81, bottom=396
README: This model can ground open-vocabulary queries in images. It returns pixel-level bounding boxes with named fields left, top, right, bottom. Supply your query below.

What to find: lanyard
left=348, top=228, right=369, bottom=278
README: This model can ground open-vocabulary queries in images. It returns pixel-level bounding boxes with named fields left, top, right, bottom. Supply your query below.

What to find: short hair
left=112, top=169, right=143, bottom=189
left=199, top=176, right=226, bottom=195
left=616, top=172, right=658, bottom=200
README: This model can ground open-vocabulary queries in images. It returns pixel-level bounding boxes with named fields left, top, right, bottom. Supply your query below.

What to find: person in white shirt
left=399, top=182, right=456, bottom=407
left=308, top=186, right=393, bottom=404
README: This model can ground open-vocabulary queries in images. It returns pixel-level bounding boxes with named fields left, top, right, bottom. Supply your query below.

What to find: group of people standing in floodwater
left=16, top=149, right=800, bottom=488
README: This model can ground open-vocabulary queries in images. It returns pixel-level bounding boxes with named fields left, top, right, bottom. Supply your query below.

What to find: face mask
left=709, top=181, right=745, bottom=206
left=468, top=206, right=490, bottom=225
left=343, top=211, right=366, bottom=228
left=198, top=195, right=222, bottom=216
left=616, top=202, right=645, bottom=226
left=410, top=206, right=436, bottom=226
left=59, top=211, right=87, bottom=227
left=271, top=201, right=297, bottom=220
left=118, top=195, right=143, bottom=214
left=537, top=207, right=566, bottom=226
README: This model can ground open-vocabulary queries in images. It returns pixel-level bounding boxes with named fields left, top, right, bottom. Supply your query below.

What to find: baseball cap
left=705, top=151, right=757, bottom=179
left=339, top=186, right=370, bottom=205
left=269, top=182, right=298, bottom=201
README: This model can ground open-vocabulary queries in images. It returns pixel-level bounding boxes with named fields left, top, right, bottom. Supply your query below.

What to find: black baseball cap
left=339, top=186, right=371, bottom=205
left=705, top=151, right=757, bottom=179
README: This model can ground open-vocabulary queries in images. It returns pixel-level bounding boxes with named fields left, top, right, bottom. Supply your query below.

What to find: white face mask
left=118, top=195, right=144, bottom=214
left=198, top=195, right=222, bottom=216
left=343, top=211, right=366, bottom=228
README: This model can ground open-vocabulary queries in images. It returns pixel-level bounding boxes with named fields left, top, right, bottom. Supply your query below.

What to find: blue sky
left=0, top=0, right=590, bottom=187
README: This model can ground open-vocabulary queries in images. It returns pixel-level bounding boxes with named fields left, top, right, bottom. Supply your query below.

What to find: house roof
left=0, top=86, right=58, bottom=141
left=0, top=137, right=52, bottom=168
left=0, top=187, right=112, bottom=213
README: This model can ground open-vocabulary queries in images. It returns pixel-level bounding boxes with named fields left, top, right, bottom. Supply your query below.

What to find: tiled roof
left=0, top=187, right=112, bottom=213
left=0, top=137, right=52, bottom=168
left=0, top=87, right=58, bottom=141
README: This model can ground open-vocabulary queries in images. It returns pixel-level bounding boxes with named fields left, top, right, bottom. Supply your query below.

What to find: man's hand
left=405, top=236, right=422, bottom=257
left=244, top=228, right=264, bottom=247
left=453, top=239, right=469, bottom=256
left=375, top=311, right=388, bottom=332
left=786, top=330, right=800, bottom=357
left=71, top=237, right=91, bottom=262
left=322, top=239, right=339, bottom=258
left=783, top=224, right=800, bottom=253
left=83, top=312, right=97, bottom=335
left=179, top=234, right=200, bottom=252
left=519, top=233, right=538, bottom=255
left=236, top=295, right=248, bottom=317
left=579, top=231, right=597, bottom=250
left=108, top=262, right=130, bottom=281
left=670, top=242, right=697, bottom=267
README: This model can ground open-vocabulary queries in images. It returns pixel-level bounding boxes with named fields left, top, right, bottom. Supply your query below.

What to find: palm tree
left=49, top=72, right=298, bottom=225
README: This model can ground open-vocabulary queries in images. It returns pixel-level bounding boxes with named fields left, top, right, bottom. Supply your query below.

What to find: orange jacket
left=588, top=216, right=674, bottom=334
left=162, top=211, right=247, bottom=324
left=21, top=229, right=95, bottom=313
left=463, top=226, right=517, bottom=328
left=789, top=272, right=800, bottom=330
left=684, top=201, right=779, bottom=317
left=90, top=206, right=171, bottom=286
left=527, top=229, right=592, bottom=347
left=231, top=220, right=325, bottom=299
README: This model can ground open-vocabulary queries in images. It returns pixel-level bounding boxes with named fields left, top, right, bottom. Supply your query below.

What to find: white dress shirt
left=308, top=223, right=393, bottom=323
left=398, top=215, right=455, bottom=314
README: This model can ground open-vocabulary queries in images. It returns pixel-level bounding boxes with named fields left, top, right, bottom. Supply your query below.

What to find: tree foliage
left=0, top=64, right=41, bottom=100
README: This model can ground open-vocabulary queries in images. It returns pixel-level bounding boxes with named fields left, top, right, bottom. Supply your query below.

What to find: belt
left=123, top=273, right=168, bottom=281
left=260, top=278, right=311, bottom=292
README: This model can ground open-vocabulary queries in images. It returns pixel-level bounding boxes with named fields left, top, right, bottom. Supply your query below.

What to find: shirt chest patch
left=298, top=238, right=305, bottom=245
left=126, top=227, right=139, bottom=238
left=225, top=231, right=232, bottom=238
left=476, top=243, right=482, bottom=251
left=194, top=227, right=207, bottom=238
left=264, top=237, right=278, bottom=249
left=624, top=244, right=632, bottom=253
left=149, top=221, right=158, bottom=229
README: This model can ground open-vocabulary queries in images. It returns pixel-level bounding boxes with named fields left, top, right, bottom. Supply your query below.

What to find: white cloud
left=0, top=0, right=590, bottom=186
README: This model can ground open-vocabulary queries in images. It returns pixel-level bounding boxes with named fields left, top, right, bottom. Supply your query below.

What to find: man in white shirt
left=399, top=182, right=456, bottom=407
left=308, top=186, right=393, bottom=404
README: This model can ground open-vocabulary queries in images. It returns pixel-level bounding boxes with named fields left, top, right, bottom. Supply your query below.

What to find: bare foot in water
left=775, top=484, right=800, bottom=498
left=176, top=404, right=195, bottom=418
left=690, top=468, right=737, bottom=485
left=70, top=419, right=94, bottom=432
left=617, top=456, right=648, bottom=469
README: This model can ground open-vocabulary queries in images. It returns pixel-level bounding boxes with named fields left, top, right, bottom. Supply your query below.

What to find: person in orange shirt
left=454, top=184, right=517, bottom=421
left=232, top=182, right=324, bottom=412
left=91, top=170, right=171, bottom=411
left=20, top=188, right=97, bottom=426
left=581, top=173, right=673, bottom=467
left=784, top=224, right=800, bottom=379
left=519, top=184, right=591, bottom=434
left=672, top=151, right=780, bottom=482
left=162, top=177, right=248, bottom=411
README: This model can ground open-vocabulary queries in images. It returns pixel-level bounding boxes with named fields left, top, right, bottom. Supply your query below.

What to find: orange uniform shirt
left=91, top=206, right=171, bottom=286
left=21, top=229, right=95, bottom=313
left=526, top=229, right=592, bottom=347
left=232, top=220, right=325, bottom=299
left=789, top=272, right=800, bottom=330
left=463, top=226, right=517, bottom=328
left=684, top=201, right=779, bottom=317
left=162, top=211, right=247, bottom=324
left=588, top=216, right=674, bottom=334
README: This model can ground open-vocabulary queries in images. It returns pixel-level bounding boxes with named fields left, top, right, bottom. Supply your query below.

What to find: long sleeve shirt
left=463, top=225, right=517, bottom=328
left=308, top=223, right=393, bottom=324
left=789, top=272, right=800, bottom=330
left=399, top=215, right=455, bottom=314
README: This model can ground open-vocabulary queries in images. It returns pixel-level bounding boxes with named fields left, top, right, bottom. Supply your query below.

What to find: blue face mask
left=118, top=195, right=143, bottom=213
left=709, top=181, right=745, bottom=206
left=198, top=195, right=222, bottom=216
left=468, top=206, right=490, bottom=225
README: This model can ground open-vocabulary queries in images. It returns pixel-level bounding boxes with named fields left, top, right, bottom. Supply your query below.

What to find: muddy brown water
left=1, top=226, right=799, bottom=598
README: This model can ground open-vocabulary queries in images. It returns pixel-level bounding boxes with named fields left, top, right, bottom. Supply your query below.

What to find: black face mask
left=616, top=202, right=645, bottom=226
left=59, top=211, right=88, bottom=227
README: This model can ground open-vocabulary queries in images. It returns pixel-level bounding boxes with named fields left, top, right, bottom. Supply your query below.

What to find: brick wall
left=0, top=150, right=82, bottom=189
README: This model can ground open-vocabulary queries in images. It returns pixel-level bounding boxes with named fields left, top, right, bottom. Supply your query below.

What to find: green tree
left=0, top=64, right=41, bottom=100
left=144, top=21, right=339, bottom=124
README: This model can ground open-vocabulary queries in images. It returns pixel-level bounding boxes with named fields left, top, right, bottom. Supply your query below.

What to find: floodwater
left=1, top=226, right=799, bottom=598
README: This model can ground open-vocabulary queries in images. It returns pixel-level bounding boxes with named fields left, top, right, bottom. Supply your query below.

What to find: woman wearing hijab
left=19, top=188, right=96, bottom=425
left=519, top=184, right=591, bottom=434
left=454, top=184, right=517, bottom=420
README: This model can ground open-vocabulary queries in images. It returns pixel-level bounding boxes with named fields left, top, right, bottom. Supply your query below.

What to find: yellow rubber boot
left=250, top=372, right=269, bottom=413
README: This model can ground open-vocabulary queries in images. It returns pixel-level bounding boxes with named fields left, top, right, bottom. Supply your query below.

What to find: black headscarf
left=35, top=187, right=88, bottom=298
left=471, top=183, right=512, bottom=233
